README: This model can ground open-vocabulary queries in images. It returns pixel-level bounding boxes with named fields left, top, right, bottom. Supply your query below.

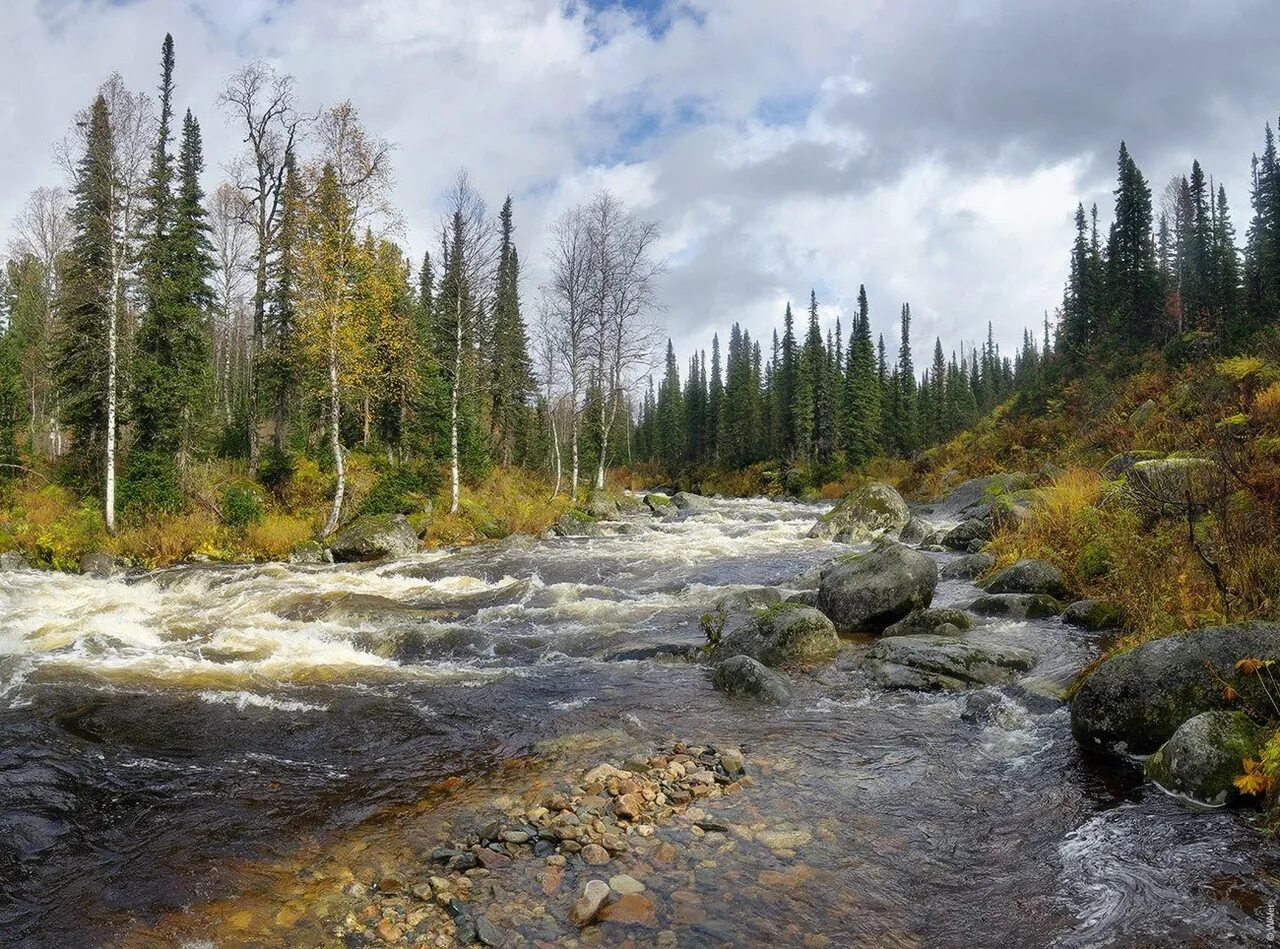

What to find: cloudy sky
left=3, top=0, right=1279, bottom=371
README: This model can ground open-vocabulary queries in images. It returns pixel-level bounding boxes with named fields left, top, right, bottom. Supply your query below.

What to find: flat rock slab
left=864, top=634, right=1037, bottom=691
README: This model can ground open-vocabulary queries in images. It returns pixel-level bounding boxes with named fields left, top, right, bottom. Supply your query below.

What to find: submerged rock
left=328, top=513, right=420, bottom=562
left=968, top=593, right=1063, bottom=619
left=710, top=603, right=840, bottom=668
left=1071, top=622, right=1280, bottom=754
left=806, top=481, right=911, bottom=542
left=1145, top=711, right=1268, bottom=806
left=1062, top=598, right=1123, bottom=631
left=864, top=635, right=1037, bottom=691
left=939, top=552, right=996, bottom=581
left=882, top=607, right=974, bottom=638
left=983, top=558, right=1069, bottom=599
left=711, top=655, right=794, bottom=705
left=817, top=541, right=937, bottom=634
left=570, top=879, right=611, bottom=926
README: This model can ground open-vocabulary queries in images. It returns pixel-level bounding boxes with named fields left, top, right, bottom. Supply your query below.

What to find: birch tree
left=209, top=182, right=252, bottom=423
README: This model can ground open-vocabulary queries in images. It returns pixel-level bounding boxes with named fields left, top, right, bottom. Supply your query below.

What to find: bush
left=360, top=464, right=441, bottom=516
left=221, top=484, right=264, bottom=530
left=256, top=445, right=296, bottom=498
left=1077, top=539, right=1112, bottom=581
left=118, top=451, right=184, bottom=520
left=783, top=468, right=811, bottom=496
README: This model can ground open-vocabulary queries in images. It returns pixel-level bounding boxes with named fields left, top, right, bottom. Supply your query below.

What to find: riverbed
left=1, top=496, right=1277, bottom=946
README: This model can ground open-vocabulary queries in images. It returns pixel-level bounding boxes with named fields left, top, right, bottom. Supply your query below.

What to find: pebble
left=597, top=892, right=658, bottom=927
left=570, top=879, right=611, bottom=927
left=580, top=843, right=611, bottom=865
left=475, top=916, right=503, bottom=947
left=609, top=873, right=646, bottom=895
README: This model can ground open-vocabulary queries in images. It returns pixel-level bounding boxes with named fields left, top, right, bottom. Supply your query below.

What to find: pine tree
left=489, top=197, right=534, bottom=466
left=265, top=148, right=302, bottom=448
left=708, top=332, right=723, bottom=461
left=1104, top=141, right=1162, bottom=347
left=894, top=303, right=916, bottom=455
left=655, top=339, right=683, bottom=470
left=779, top=302, right=798, bottom=456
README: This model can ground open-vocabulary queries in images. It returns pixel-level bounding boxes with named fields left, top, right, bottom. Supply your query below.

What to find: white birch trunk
left=323, top=319, right=344, bottom=537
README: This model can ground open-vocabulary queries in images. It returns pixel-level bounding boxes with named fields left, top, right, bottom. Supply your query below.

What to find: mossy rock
left=806, top=481, right=911, bottom=542
left=864, top=635, right=1037, bottom=691
left=709, top=602, right=840, bottom=668
left=882, top=608, right=974, bottom=638
left=968, top=593, right=1063, bottom=619
left=1062, top=598, right=1123, bottom=631
left=983, top=559, right=1069, bottom=599
left=711, top=655, right=794, bottom=705
left=329, top=514, right=420, bottom=562
left=1101, top=450, right=1164, bottom=481
left=1145, top=711, right=1268, bottom=806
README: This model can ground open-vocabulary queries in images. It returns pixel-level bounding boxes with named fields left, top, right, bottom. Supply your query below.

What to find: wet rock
left=598, top=892, right=658, bottom=927
left=1144, top=711, right=1268, bottom=806
left=585, top=494, right=621, bottom=519
left=983, top=558, right=1069, bottom=599
left=806, top=481, right=911, bottom=542
left=817, top=541, right=937, bottom=634
left=671, top=491, right=714, bottom=512
left=940, top=519, right=992, bottom=551
left=474, top=916, right=504, bottom=947
left=882, top=607, right=974, bottom=638
left=1102, top=449, right=1163, bottom=481
left=864, top=635, right=1037, bottom=691
left=545, top=511, right=603, bottom=538
left=1071, top=622, right=1280, bottom=754
left=714, top=586, right=784, bottom=613
left=756, top=829, right=812, bottom=850
left=570, top=879, right=611, bottom=926
left=287, top=540, right=327, bottom=564
left=968, top=593, right=1063, bottom=619
left=784, top=590, right=820, bottom=608
left=609, top=873, right=646, bottom=895
left=0, top=550, right=30, bottom=570
left=80, top=550, right=126, bottom=577
left=1062, top=598, right=1123, bottom=631
left=939, top=552, right=995, bottom=580
left=613, top=793, right=644, bottom=821
left=710, top=604, right=840, bottom=667
left=898, top=515, right=936, bottom=546
left=580, top=843, right=610, bottom=865
left=643, top=493, right=675, bottom=516
left=328, top=513, right=420, bottom=562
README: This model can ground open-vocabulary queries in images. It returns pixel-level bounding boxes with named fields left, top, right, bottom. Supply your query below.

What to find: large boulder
left=80, top=550, right=127, bottom=578
left=864, top=635, right=1037, bottom=691
left=671, top=491, right=714, bottom=513
left=817, top=541, right=937, bottom=634
left=898, top=516, right=936, bottom=547
left=1126, top=457, right=1227, bottom=512
left=328, top=514, right=420, bottom=562
left=806, top=482, right=910, bottom=543
left=882, top=608, right=974, bottom=638
left=983, top=559, right=1069, bottom=599
left=1071, top=622, right=1280, bottom=754
left=940, top=519, right=992, bottom=551
left=1102, top=450, right=1163, bottom=481
left=643, top=493, right=676, bottom=516
left=1062, top=599, right=1123, bottom=631
left=545, top=511, right=604, bottom=538
left=939, top=552, right=995, bottom=581
left=710, top=603, right=840, bottom=668
left=584, top=494, right=621, bottom=519
left=0, top=550, right=30, bottom=571
left=968, top=593, right=1063, bottom=619
left=1144, top=711, right=1268, bottom=806
left=916, top=473, right=1033, bottom=522
left=711, top=656, right=794, bottom=705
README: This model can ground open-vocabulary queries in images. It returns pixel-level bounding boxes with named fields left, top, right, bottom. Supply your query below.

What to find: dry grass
left=241, top=513, right=317, bottom=560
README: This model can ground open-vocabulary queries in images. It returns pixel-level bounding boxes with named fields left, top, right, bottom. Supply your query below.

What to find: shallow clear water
left=1, top=497, right=1277, bottom=946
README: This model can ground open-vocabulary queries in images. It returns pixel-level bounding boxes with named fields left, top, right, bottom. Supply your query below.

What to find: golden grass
left=241, top=513, right=317, bottom=560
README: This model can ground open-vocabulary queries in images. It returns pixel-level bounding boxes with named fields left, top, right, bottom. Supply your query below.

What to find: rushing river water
left=2, top=496, right=1278, bottom=947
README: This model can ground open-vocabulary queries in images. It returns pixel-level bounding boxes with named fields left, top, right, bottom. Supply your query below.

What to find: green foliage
left=118, top=450, right=184, bottom=520
left=783, top=468, right=810, bottom=496
left=1077, top=539, right=1112, bottom=581
left=700, top=603, right=728, bottom=649
left=221, top=484, right=264, bottom=530
left=360, top=464, right=441, bottom=516
left=256, top=444, right=296, bottom=498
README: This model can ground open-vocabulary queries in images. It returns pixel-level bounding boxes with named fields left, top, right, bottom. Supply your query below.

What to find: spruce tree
left=488, top=198, right=534, bottom=466
left=708, top=333, right=723, bottom=461
left=894, top=303, right=916, bottom=455
left=1104, top=142, right=1161, bottom=347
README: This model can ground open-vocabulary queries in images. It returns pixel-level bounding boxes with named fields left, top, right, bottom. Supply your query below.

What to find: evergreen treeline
left=634, top=127, right=1280, bottom=479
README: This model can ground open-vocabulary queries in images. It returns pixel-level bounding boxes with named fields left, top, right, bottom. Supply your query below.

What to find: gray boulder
left=584, top=494, right=621, bottom=519
left=1127, top=457, right=1227, bottom=512
left=940, top=552, right=995, bottom=581
left=1062, top=599, right=1123, bottom=631
left=643, top=493, right=675, bottom=516
left=711, top=656, right=794, bottom=705
left=864, top=635, right=1037, bottom=691
left=715, top=586, right=784, bottom=613
left=80, top=550, right=127, bottom=577
left=940, top=519, right=992, bottom=551
left=817, top=541, right=937, bottom=634
left=0, top=550, right=30, bottom=570
left=1071, top=622, right=1280, bottom=754
left=672, top=491, right=714, bottom=513
left=882, top=607, right=974, bottom=638
left=983, top=558, right=1069, bottom=599
left=1145, top=711, right=1268, bottom=806
left=898, top=516, right=936, bottom=547
left=807, top=482, right=911, bottom=542
left=546, top=512, right=603, bottom=538
left=968, top=593, right=1063, bottom=619
left=1101, top=450, right=1163, bottom=481
left=710, top=603, right=841, bottom=668
left=917, top=472, right=1033, bottom=522
left=328, top=514, right=420, bottom=562
left=784, top=590, right=820, bottom=608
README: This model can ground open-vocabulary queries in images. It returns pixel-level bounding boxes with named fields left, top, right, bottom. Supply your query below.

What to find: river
left=1, top=496, right=1277, bottom=946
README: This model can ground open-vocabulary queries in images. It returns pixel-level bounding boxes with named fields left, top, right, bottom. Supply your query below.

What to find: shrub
left=256, top=445, right=296, bottom=498
left=1077, top=540, right=1112, bottom=581
left=783, top=468, right=810, bottom=496
left=221, top=484, right=264, bottom=530
left=118, top=451, right=184, bottom=521
left=360, top=464, right=440, bottom=516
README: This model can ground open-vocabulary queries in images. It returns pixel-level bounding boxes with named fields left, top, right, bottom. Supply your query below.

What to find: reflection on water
left=0, top=496, right=1276, bottom=946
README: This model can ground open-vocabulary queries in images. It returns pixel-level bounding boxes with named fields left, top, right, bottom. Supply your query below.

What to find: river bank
left=2, top=493, right=1277, bottom=946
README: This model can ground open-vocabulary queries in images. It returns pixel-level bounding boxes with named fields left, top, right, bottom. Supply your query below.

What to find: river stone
left=882, top=607, right=974, bottom=638
left=1071, top=622, right=1280, bottom=754
left=918, top=472, right=1034, bottom=521
left=864, top=635, right=1037, bottom=691
left=806, top=481, right=911, bottom=542
left=1145, top=711, right=1268, bottom=806
left=1102, top=450, right=1163, bottom=481
left=711, top=655, right=794, bottom=705
left=715, top=586, right=784, bottom=613
left=643, top=493, right=675, bottom=515
left=328, top=513, right=419, bottom=562
left=1062, top=598, right=1123, bottom=631
left=939, top=552, right=995, bottom=580
left=570, top=879, right=611, bottom=927
left=817, top=541, right=937, bottom=634
left=898, top=516, right=936, bottom=547
left=672, top=491, right=714, bottom=512
left=711, top=604, right=840, bottom=667
left=784, top=590, right=820, bottom=608
left=585, top=494, right=621, bottom=518
left=0, top=550, right=30, bottom=570
left=79, top=550, right=126, bottom=577
left=983, top=558, right=1069, bottom=599
left=940, top=519, right=992, bottom=551
left=547, top=512, right=604, bottom=538
left=968, top=593, right=1063, bottom=619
